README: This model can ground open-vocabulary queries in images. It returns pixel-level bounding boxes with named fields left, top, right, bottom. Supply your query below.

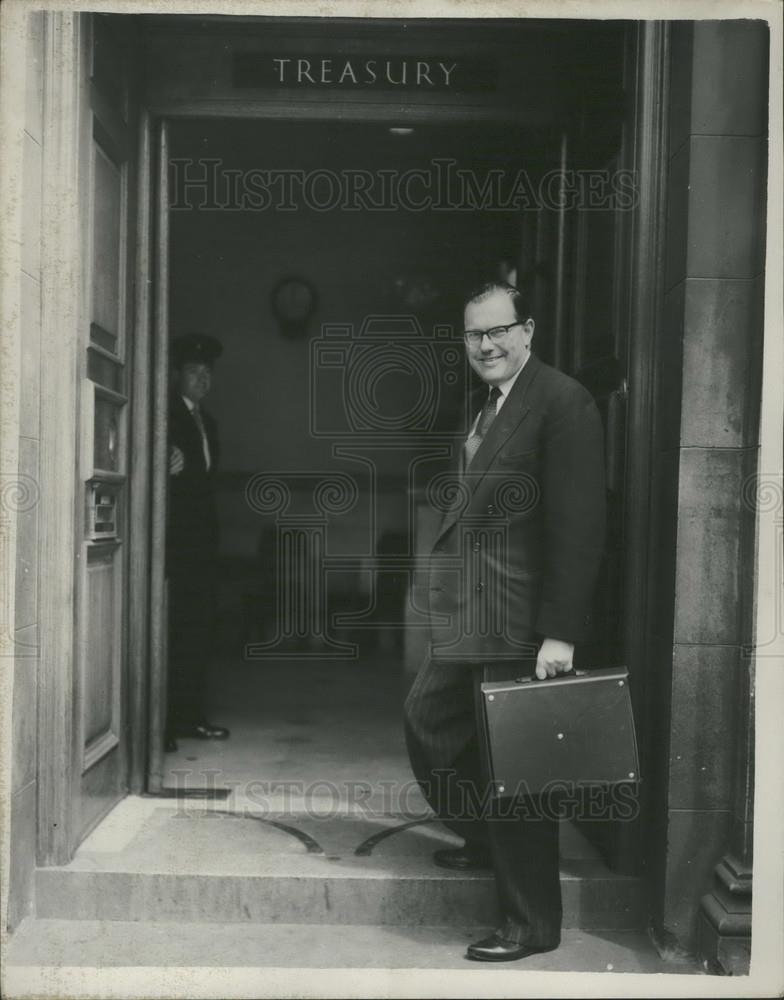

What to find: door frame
left=38, top=12, right=669, bottom=864
left=127, top=107, right=156, bottom=793
left=139, top=117, right=172, bottom=794
left=140, top=19, right=669, bottom=819
left=37, top=10, right=86, bottom=866
left=36, top=13, right=670, bottom=874
left=621, top=20, right=671, bottom=869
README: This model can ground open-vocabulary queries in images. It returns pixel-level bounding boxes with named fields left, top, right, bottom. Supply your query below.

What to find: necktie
left=191, top=405, right=211, bottom=471
left=463, top=386, right=502, bottom=470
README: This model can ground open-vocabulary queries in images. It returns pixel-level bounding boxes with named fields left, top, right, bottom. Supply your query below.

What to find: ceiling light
left=389, top=127, right=414, bottom=136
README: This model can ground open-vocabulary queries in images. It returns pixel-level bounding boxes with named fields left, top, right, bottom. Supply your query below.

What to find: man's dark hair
left=463, top=282, right=533, bottom=323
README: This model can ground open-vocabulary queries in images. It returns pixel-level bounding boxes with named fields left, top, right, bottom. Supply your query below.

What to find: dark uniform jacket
left=427, top=353, right=606, bottom=662
left=167, top=394, right=220, bottom=573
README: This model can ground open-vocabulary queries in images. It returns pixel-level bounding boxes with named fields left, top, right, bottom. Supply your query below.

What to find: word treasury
left=272, top=56, right=459, bottom=87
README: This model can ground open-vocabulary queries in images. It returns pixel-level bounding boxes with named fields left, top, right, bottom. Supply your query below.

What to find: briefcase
left=480, top=667, right=640, bottom=798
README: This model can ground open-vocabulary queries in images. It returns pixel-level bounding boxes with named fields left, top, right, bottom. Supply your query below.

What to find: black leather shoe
left=433, top=843, right=492, bottom=871
left=164, top=736, right=178, bottom=753
left=466, top=933, right=559, bottom=962
left=177, top=722, right=230, bottom=740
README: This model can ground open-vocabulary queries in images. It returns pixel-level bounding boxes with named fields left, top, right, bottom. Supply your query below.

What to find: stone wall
left=6, top=10, right=45, bottom=933
left=654, top=19, right=768, bottom=948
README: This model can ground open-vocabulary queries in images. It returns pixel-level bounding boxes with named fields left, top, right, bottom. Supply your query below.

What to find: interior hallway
left=163, top=650, right=422, bottom=810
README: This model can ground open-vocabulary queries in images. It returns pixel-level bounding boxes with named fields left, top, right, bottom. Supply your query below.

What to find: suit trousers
left=166, top=562, right=216, bottom=734
left=404, top=658, right=562, bottom=948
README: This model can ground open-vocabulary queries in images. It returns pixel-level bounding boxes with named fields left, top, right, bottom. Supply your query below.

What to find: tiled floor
left=59, top=795, right=609, bottom=876
left=163, top=649, right=418, bottom=808
left=162, top=652, right=602, bottom=858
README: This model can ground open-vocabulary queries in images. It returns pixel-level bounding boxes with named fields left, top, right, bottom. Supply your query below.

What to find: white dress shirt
left=468, top=352, right=530, bottom=436
left=182, top=395, right=212, bottom=471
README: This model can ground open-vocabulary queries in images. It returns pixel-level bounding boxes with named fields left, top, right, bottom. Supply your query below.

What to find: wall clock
left=270, top=276, right=318, bottom=336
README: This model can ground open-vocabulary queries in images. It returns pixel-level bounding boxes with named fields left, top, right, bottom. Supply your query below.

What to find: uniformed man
left=165, top=333, right=230, bottom=753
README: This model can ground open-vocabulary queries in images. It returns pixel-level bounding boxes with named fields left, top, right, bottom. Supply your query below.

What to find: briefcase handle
left=514, top=668, right=589, bottom=684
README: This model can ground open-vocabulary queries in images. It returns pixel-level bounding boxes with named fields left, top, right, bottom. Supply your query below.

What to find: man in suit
left=165, top=333, right=230, bottom=753
left=404, top=282, right=606, bottom=961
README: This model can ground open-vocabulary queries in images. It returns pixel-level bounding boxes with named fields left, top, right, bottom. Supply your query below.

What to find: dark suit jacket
left=427, top=353, right=606, bottom=661
left=167, top=394, right=220, bottom=573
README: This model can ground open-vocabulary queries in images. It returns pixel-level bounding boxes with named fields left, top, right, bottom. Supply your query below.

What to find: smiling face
left=176, top=361, right=213, bottom=404
left=464, top=289, right=534, bottom=386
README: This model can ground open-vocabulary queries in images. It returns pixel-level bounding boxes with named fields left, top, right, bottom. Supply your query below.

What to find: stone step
left=5, top=918, right=675, bottom=977
left=33, top=798, right=645, bottom=930
left=35, top=863, right=644, bottom=928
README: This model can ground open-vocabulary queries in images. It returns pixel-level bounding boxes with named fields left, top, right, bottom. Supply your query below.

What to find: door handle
left=514, top=669, right=589, bottom=684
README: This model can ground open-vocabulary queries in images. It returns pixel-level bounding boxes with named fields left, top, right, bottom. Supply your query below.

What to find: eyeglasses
left=463, top=322, right=523, bottom=346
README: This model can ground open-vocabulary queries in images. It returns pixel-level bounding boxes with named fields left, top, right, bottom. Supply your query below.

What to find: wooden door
left=519, top=143, right=630, bottom=672
left=70, top=15, right=140, bottom=846
left=145, top=118, right=171, bottom=794
left=516, top=27, right=646, bottom=874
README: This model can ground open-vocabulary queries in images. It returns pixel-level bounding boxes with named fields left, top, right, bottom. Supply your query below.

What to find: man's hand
left=169, top=446, right=184, bottom=476
left=535, top=637, right=574, bottom=679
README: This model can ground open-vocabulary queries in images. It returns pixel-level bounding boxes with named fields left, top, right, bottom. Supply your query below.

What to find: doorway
left=27, top=9, right=668, bottom=898
left=152, top=108, right=639, bottom=873
left=159, top=118, right=550, bottom=802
